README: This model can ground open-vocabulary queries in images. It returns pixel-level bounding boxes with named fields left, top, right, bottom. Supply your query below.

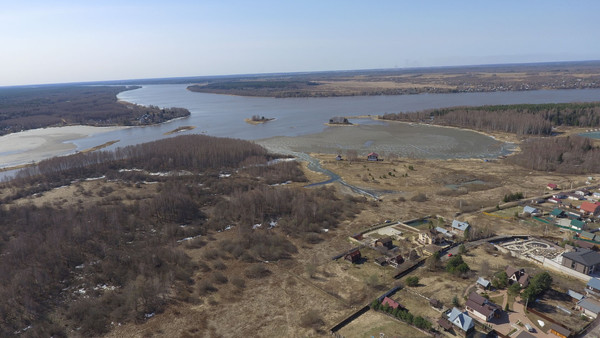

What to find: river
left=1, top=86, right=600, bottom=181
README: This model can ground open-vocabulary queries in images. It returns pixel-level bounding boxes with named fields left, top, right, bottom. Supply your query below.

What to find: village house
left=576, top=298, right=600, bottom=319
left=418, top=229, right=445, bottom=245
left=465, top=292, right=501, bottom=322
left=553, top=193, right=567, bottom=199
left=570, top=219, right=586, bottom=232
left=580, top=201, right=600, bottom=216
left=386, top=254, right=404, bottom=268
left=578, top=231, right=598, bottom=241
left=561, top=248, right=600, bottom=275
left=506, top=266, right=530, bottom=287
left=592, top=192, right=600, bottom=200
left=548, top=197, right=561, bottom=204
left=335, top=154, right=342, bottom=161
left=522, top=205, right=540, bottom=216
left=446, top=307, right=474, bottom=335
left=451, top=220, right=470, bottom=237
left=344, top=248, right=362, bottom=263
left=375, top=237, right=394, bottom=250
left=381, top=296, right=403, bottom=310
left=547, top=183, right=558, bottom=190
left=550, top=208, right=566, bottom=218
left=367, top=152, right=379, bottom=161
left=586, top=277, right=600, bottom=298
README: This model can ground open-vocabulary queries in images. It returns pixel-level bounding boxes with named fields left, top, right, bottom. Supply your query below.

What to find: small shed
left=335, top=154, right=342, bottom=161
left=367, top=152, right=379, bottom=161
left=437, top=317, right=453, bottom=331
left=567, top=289, right=584, bottom=303
left=345, top=248, right=362, bottom=263
left=430, top=298, right=442, bottom=309
left=548, top=323, right=570, bottom=338
left=477, top=277, right=491, bottom=290
left=374, top=256, right=387, bottom=266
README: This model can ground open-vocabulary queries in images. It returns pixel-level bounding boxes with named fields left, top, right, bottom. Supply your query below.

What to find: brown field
left=338, top=310, right=429, bottom=338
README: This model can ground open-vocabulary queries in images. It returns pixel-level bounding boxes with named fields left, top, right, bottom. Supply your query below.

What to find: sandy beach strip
left=0, top=125, right=128, bottom=168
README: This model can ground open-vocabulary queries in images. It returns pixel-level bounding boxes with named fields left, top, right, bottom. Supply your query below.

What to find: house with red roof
left=581, top=201, right=600, bottom=216
left=367, top=152, right=379, bottom=161
left=547, top=183, right=558, bottom=190
left=381, top=296, right=403, bottom=309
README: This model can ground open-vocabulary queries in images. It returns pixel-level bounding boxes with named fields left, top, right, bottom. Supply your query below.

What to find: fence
left=329, top=305, right=370, bottom=333
left=542, top=257, right=591, bottom=282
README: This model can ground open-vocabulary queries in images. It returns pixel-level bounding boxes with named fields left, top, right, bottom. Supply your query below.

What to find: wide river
left=2, top=85, right=600, bottom=178
left=82, top=85, right=600, bottom=150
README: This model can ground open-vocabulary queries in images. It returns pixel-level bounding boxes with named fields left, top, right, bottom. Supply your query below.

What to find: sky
left=1, top=0, right=599, bottom=86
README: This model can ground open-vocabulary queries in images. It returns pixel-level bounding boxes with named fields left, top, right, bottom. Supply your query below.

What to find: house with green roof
left=550, top=208, right=566, bottom=218
left=571, top=219, right=586, bottom=231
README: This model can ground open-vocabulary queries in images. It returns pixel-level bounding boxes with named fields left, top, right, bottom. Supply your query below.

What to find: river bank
left=0, top=125, right=127, bottom=169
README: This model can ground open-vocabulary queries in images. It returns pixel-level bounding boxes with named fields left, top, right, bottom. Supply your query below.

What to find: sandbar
left=0, top=125, right=127, bottom=168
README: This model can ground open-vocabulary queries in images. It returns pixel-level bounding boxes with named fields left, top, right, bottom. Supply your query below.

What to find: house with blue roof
left=447, top=307, right=474, bottom=334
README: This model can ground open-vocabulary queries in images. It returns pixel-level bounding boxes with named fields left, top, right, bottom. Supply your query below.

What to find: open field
left=338, top=310, right=429, bottom=338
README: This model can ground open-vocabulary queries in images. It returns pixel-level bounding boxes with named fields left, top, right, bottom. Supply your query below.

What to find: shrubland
left=0, top=134, right=362, bottom=336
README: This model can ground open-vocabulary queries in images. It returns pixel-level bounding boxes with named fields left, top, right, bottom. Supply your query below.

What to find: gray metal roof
left=447, top=307, right=474, bottom=332
left=578, top=298, right=600, bottom=314
left=563, top=248, right=600, bottom=267
left=588, top=277, right=600, bottom=290
left=452, top=220, right=470, bottom=231
left=567, top=289, right=584, bottom=301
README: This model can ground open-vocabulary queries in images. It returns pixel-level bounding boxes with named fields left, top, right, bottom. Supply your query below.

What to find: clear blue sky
left=1, top=0, right=599, bottom=86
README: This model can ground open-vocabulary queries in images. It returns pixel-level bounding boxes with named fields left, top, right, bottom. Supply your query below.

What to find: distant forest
left=0, top=135, right=362, bottom=336
left=507, top=135, right=600, bottom=174
left=188, top=81, right=320, bottom=98
left=381, top=102, right=600, bottom=136
left=0, top=85, right=189, bottom=135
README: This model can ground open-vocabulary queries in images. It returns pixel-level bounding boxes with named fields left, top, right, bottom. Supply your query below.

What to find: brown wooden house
left=345, top=248, right=362, bottom=263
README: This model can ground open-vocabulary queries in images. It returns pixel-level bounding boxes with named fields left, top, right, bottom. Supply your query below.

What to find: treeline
left=507, top=135, right=600, bottom=173
left=381, top=102, right=600, bottom=136
left=0, top=134, right=359, bottom=336
left=0, top=85, right=190, bottom=135
left=13, top=135, right=271, bottom=186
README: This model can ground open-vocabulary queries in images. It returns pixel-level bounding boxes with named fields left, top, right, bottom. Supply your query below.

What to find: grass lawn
left=338, top=310, right=429, bottom=338
left=490, top=206, right=521, bottom=218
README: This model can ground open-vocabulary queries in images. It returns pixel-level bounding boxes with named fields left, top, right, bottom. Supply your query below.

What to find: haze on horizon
left=1, top=0, right=599, bottom=87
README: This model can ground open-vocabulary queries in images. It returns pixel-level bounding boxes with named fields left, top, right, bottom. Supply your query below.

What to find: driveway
left=487, top=294, right=553, bottom=338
